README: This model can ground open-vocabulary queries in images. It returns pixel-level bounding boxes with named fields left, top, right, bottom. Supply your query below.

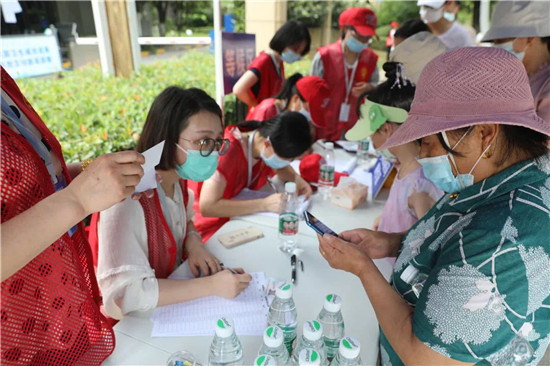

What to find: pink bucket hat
left=382, top=47, right=550, bottom=149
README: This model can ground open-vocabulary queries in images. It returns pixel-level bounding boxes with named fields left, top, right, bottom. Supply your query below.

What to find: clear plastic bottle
left=258, top=326, right=290, bottom=366
left=330, top=337, right=361, bottom=366
left=356, top=139, right=370, bottom=163
left=297, top=349, right=321, bottom=366
left=167, top=350, right=202, bottom=366
left=267, top=282, right=298, bottom=355
left=318, top=142, right=335, bottom=199
left=253, top=354, right=277, bottom=366
left=316, top=294, right=344, bottom=360
left=208, top=317, right=243, bottom=366
left=291, top=320, right=326, bottom=366
left=278, top=182, right=299, bottom=254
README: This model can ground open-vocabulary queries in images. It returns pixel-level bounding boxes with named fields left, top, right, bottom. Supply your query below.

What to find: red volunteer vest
left=1, top=68, right=114, bottom=365
left=247, top=51, right=285, bottom=104
left=192, top=126, right=274, bottom=241
left=88, top=180, right=190, bottom=278
left=245, top=98, right=279, bottom=121
left=316, top=41, right=378, bottom=141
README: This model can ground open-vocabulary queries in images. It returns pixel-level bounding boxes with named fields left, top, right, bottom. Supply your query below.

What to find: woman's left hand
left=317, top=234, right=371, bottom=277
left=295, top=175, right=313, bottom=198
left=186, top=239, right=222, bottom=277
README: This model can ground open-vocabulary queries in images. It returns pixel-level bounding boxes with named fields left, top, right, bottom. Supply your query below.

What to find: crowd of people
left=1, top=0, right=549, bottom=365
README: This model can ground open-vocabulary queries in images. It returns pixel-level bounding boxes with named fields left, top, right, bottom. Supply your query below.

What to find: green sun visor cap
left=345, top=99, right=408, bottom=141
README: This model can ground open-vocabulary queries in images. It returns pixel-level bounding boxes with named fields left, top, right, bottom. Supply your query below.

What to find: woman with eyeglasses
left=93, top=87, right=252, bottom=320
left=193, top=111, right=313, bottom=242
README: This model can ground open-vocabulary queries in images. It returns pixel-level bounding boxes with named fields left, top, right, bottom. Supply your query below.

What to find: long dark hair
left=238, top=111, right=311, bottom=158
left=274, top=73, right=304, bottom=107
left=137, top=87, right=222, bottom=170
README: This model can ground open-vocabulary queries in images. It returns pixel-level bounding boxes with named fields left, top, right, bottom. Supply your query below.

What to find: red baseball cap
left=296, top=76, right=331, bottom=128
left=339, top=7, right=378, bottom=37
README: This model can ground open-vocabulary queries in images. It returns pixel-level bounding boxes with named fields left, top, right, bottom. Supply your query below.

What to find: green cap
left=345, top=99, right=408, bottom=141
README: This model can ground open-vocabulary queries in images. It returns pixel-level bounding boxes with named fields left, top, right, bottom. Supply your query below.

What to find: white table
left=104, top=145, right=392, bottom=366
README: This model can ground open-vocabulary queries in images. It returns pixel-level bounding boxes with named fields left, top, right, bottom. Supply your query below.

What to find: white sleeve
left=310, top=52, right=324, bottom=78
left=187, top=188, right=195, bottom=222
left=96, top=198, right=159, bottom=319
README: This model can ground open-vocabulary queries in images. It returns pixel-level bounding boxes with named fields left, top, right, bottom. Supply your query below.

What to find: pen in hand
left=291, top=254, right=297, bottom=284
left=219, top=263, right=238, bottom=275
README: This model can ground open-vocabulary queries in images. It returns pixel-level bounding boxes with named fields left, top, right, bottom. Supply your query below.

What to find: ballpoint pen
left=291, top=254, right=297, bottom=284
left=219, top=263, right=238, bottom=275
left=267, top=177, right=277, bottom=193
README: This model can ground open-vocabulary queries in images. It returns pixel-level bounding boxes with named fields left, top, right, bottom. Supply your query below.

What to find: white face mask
left=493, top=41, right=525, bottom=60
left=443, top=11, right=455, bottom=22
left=420, top=7, right=444, bottom=23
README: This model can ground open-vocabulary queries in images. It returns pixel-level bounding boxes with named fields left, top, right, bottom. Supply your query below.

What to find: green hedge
left=18, top=52, right=312, bottom=163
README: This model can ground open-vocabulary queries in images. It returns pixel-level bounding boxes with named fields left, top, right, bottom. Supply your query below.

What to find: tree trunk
left=155, top=1, right=168, bottom=36
left=472, top=1, right=480, bottom=32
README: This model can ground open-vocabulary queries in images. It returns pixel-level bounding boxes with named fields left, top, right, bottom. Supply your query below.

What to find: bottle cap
left=298, top=349, right=321, bottom=365
left=323, top=294, right=342, bottom=312
left=285, top=182, right=297, bottom=193
left=339, top=337, right=360, bottom=360
left=214, top=317, right=235, bottom=338
left=275, top=281, right=293, bottom=299
left=325, top=142, right=334, bottom=149
left=254, top=354, right=276, bottom=366
left=263, top=326, right=284, bottom=348
left=302, top=320, right=322, bottom=341
left=400, top=264, right=420, bottom=284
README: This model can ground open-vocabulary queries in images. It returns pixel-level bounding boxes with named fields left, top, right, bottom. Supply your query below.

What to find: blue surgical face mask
left=443, top=11, right=456, bottom=22
left=494, top=41, right=525, bottom=60
left=417, top=130, right=490, bottom=193
left=261, top=147, right=291, bottom=169
left=175, top=144, right=218, bottom=181
left=346, top=36, right=369, bottom=54
left=280, top=48, right=301, bottom=64
left=298, top=106, right=311, bottom=122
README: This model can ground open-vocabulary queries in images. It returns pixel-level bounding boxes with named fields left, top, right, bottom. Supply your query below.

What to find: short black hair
left=357, top=62, right=416, bottom=117
left=439, top=125, right=549, bottom=165
left=237, top=111, right=311, bottom=158
left=394, top=18, right=430, bottom=40
left=269, top=21, right=311, bottom=56
left=274, top=73, right=304, bottom=107
left=137, top=87, right=222, bottom=170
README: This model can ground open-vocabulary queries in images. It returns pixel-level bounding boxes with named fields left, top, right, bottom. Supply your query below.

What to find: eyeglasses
left=179, top=137, right=230, bottom=157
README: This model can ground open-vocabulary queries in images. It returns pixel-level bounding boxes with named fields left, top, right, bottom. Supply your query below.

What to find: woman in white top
left=96, top=87, right=252, bottom=320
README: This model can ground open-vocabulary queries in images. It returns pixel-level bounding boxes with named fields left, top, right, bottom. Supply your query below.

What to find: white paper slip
left=335, top=140, right=358, bottom=152
left=151, top=272, right=269, bottom=337
left=342, top=157, right=358, bottom=175
left=134, top=140, right=165, bottom=193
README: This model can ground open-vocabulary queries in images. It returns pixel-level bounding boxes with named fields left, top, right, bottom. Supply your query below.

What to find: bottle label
left=279, top=212, right=299, bottom=235
left=358, top=139, right=370, bottom=152
left=319, top=165, right=335, bottom=186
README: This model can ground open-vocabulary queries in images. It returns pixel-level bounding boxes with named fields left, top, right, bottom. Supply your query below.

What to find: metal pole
left=213, top=0, right=224, bottom=108
left=126, top=0, right=141, bottom=72
left=480, top=0, right=490, bottom=37
left=91, top=0, right=114, bottom=76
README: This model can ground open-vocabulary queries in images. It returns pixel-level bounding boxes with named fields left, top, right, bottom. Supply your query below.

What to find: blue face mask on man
left=280, top=49, right=301, bottom=64
left=261, top=146, right=291, bottom=170
left=346, top=36, right=370, bottom=53
left=417, top=129, right=491, bottom=193
left=175, top=144, right=219, bottom=181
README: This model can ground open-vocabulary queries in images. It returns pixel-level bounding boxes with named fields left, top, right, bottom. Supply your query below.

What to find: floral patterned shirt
left=380, top=153, right=550, bottom=366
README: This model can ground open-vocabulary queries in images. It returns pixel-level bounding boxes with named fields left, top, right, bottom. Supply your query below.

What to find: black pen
left=291, top=254, right=297, bottom=284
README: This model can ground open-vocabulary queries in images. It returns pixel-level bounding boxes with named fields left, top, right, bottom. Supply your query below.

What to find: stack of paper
left=151, top=272, right=269, bottom=337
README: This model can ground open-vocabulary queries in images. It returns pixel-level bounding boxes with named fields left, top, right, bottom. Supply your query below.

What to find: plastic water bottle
left=258, top=326, right=290, bottom=366
left=296, top=349, right=321, bottom=366
left=330, top=337, right=361, bottom=366
left=253, top=355, right=277, bottom=366
left=167, top=350, right=202, bottom=366
left=356, top=139, right=370, bottom=162
left=318, top=142, right=335, bottom=199
left=208, top=317, right=243, bottom=366
left=278, top=182, right=299, bottom=253
left=291, top=320, right=326, bottom=366
left=267, top=282, right=298, bottom=355
left=316, top=294, right=344, bottom=360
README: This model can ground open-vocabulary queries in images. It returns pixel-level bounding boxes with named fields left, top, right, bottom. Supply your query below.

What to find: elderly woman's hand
left=318, top=234, right=371, bottom=276
left=339, top=228, right=403, bottom=259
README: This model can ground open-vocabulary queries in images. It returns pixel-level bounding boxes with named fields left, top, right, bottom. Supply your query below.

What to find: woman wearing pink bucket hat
left=317, top=47, right=550, bottom=365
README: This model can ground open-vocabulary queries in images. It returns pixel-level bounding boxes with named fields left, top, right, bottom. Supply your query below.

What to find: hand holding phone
left=304, top=211, right=338, bottom=237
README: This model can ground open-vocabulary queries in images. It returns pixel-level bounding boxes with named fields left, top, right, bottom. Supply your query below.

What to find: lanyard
left=1, top=96, right=58, bottom=185
left=343, top=58, right=359, bottom=104
left=247, top=130, right=257, bottom=188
